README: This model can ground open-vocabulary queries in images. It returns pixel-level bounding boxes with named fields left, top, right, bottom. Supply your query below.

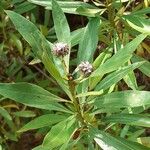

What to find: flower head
left=78, top=61, right=93, bottom=77
left=53, top=42, right=69, bottom=57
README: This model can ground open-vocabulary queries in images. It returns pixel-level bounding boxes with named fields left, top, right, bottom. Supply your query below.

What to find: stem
left=106, top=0, right=115, bottom=28
left=106, top=0, right=115, bottom=40
left=61, top=57, right=68, bottom=75
left=1, top=14, right=7, bottom=41
left=68, top=80, right=86, bottom=126
left=32, top=65, right=56, bottom=84
left=2, top=26, right=7, bottom=41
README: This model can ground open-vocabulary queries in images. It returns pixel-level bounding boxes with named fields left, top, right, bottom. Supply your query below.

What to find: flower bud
left=78, top=61, right=93, bottom=77
left=53, top=42, right=69, bottom=57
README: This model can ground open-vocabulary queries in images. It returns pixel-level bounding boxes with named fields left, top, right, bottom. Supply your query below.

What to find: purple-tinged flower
left=78, top=61, right=93, bottom=76
left=53, top=42, right=69, bottom=57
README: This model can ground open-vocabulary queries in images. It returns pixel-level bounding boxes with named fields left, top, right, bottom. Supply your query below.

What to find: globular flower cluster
left=53, top=42, right=69, bottom=57
left=78, top=61, right=93, bottom=77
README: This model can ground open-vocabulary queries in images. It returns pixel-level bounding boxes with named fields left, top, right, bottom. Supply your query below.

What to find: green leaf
left=42, top=52, right=72, bottom=99
left=43, top=116, right=77, bottom=149
left=132, top=54, right=150, bottom=77
left=10, top=34, right=23, bottom=55
left=120, top=125, right=130, bottom=138
left=103, top=114, right=150, bottom=127
left=5, top=10, right=50, bottom=60
left=76, top=17, right=100, bottom=102
left=52, top=0, right=71, bottom=71
left=28, top=0, right=96, bottom=15
left=89, top=127, right=149, bottom=150
left=76, top=6, right=105, bottom=17
left=89, top=48, right=113, bottom=90
left=123, top=69, right=138, bottom=90
left=0, top=107, right=15, bottom=129
left=92, top=90, right=150, bottom=108
left=0, top=107, right=12, bottom=121
left=52, top=0, right=70, bottom=43
left=32, top=145, right=49, bottom=150
left=131, top=7, right=150, bottom=15
left=77, top=17, right=100, bottom=63
left=137, top=137, right=150, bottom=148
left=14, top=1, right=36, bottom=14
left=71, top=27, right=85, bottom=47
left=5, top=10, right=71, bottom=99
left=0, top=83, right=71, bottom=113
left=128, top=129, right=145, bottom=141
left=18, top=114, right=67, bottom=132
left=91, top=34, right=147, bottom=77
left=12, top=110, right=36, bottom=118
left=123, top=15, right=150, bottom=34
left=95, top=61, right=144, bottom=91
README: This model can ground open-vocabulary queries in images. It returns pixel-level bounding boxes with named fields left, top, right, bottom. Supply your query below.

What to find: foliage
left=0, top=0, right=150, bottom=149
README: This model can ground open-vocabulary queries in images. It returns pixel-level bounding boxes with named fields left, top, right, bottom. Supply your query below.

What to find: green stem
left=2, top=14, right=7, bottom=41
left=61, top=57, right=68, bottom=75
left=68, top=80, right=86, bottom=126
left=106, top=0, right=115, bottom=39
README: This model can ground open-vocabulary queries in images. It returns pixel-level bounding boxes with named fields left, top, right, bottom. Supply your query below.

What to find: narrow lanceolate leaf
left=43, top=116, right=77, bottom=149
left=76, top=6, right=105, bottom=17
left=71, top=27, right=85, bottom=47
left=5, top=10, right=51, bottom=60
left=137, top=137, right=150, bottom=148
left=52, top=0, right=70, bottom=43
left=12, top=110, right=36, bottom=118
left=52, top=0, right=70, bottom=71
left=91, top=91, right=150, bottom=109
left=131, top=7, right=150, bottom=15
left=0, top=107, right=12, bottom=121
left=14, top=1, right=36, bottom=14
left=91, top=34, right=147, bottom=77
left=89, top=48, right=113, bottom=90
left=123, top=15, right=150, bottom=34
left=103, top=114, right=150, bottom=127
left=5, top=10, right=71, bottom=99
left=32, top=145, right=49, bottom=150
left=77, top=17, right=100, bottom=63
left=95, top=61, right=144, bottom=91
left=28, top=0, right=96, bottom=15
left=42, top=52, right=72, bottom=99
left=18, top=114, right=67, bottom=132
left=89, top=127, right=150, bottom=150
left=123, top=69, right=138, bottom=90
left=132, top=54, right=150, bottom=77
left=0, top=83, right=71, bottom=113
